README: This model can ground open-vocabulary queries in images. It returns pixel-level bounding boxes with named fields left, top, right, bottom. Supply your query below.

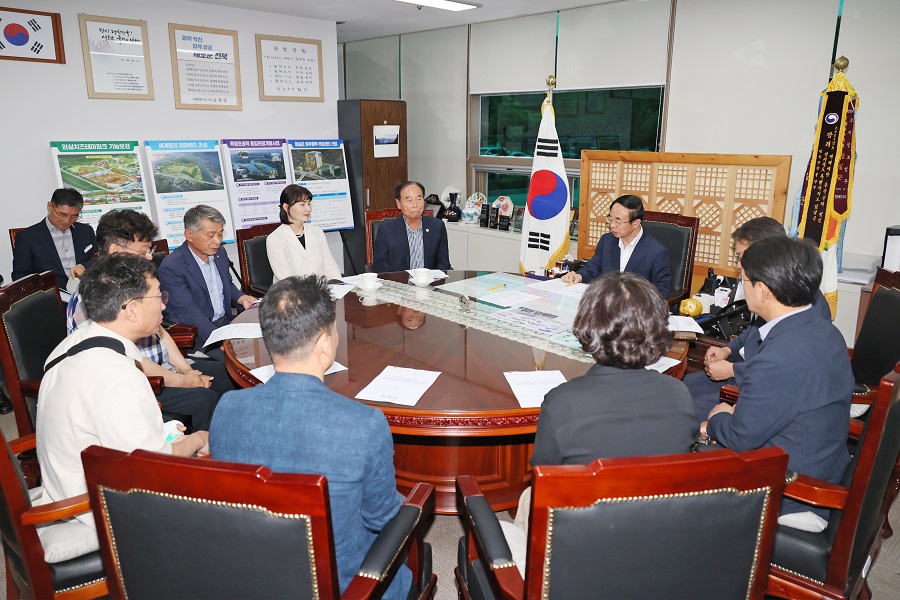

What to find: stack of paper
left=355, top=366, right=441, bottom=406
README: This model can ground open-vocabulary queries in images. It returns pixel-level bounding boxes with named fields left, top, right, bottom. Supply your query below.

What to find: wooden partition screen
left=578, top=151, right=791, bottom=288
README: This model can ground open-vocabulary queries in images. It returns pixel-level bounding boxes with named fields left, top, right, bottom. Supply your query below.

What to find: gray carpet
left=2, top=407, right=899, bottom=599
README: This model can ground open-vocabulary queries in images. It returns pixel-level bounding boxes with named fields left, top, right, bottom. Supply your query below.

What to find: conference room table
left=223, top=270, right=688, bottom=514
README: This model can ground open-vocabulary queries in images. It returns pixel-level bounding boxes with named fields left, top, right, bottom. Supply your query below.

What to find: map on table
left=434, top=272, right=530, bottom=297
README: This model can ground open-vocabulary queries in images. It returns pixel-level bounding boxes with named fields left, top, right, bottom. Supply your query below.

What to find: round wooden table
left=223, top=270, right=687, bottom=514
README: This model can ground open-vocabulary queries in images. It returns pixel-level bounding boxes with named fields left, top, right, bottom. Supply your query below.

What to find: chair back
left=9, top=227, right=24, bottom=250
left=0, top=431, right=43, bottom=598
left=236, top=223, right=279, bottom=296
left=829, top=364, right=900, bottom=590
left=149, top=238, right=169, bottom=270
left=0, top=272, right=66, bottom=436
left=525, top=448, right=787, bottom=600
left=642, top=211, right=699, bottom=304
left=82, top=446, right=342, bottom=600
left=365, top=209, right=402, bottom=267
left=851, top=269, right=900, bottom=386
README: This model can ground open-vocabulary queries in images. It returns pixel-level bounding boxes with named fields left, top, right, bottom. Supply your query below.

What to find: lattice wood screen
left=578, top=151, right=791, bottom=287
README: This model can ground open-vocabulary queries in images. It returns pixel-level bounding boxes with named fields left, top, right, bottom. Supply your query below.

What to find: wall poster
left=169, top=23, right=241, bottom=110
left=0, top=6, right=65, bottom=64
left=144, top=139, right=233, bottom=248
left=256, top=34, right=324, bottom=102
left=373, top=125, right=400, bottom=158
left=287, top=140, right=353, bottom=231
left=220, top=139, right=288, bottom=230
left=50, top=140, right=151, bottom=229
left=78, top=14, right=152, bottom=99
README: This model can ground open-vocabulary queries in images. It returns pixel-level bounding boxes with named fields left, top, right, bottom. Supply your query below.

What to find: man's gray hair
left=184, top=204, right=226, bottom=231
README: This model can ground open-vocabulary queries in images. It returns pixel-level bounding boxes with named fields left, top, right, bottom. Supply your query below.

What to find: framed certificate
left=256, top=34, right=323, bottom=102
left=0, top=6, right=65, bottom=64
left=78, top=14, right=153, bottom=99
left=169, top=23, right=241, bottom=111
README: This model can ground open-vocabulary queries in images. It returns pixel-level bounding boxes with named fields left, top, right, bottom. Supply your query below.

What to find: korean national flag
left=0, top=10, right=57, bottom=60
left=519, top=103, right=571, bottom=273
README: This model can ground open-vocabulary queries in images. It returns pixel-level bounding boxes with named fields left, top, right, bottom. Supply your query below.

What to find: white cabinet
left=445, top=222, right=580, bottom=272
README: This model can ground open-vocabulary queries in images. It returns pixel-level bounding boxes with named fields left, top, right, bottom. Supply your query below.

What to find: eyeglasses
left=51, top=208, right=81, bottom=222
left=121, top=290, right=169, bottom=310
left=125, top=242, right=154, bottom=258
left=605, top=215, right=633, bottom=227
left=734, top=251, right=743, bottom=265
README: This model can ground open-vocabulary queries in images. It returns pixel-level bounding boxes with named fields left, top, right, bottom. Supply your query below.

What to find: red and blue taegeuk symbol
left=3, top=23, right=30, bottom=46
left=527, top=170, right=568, bottom=221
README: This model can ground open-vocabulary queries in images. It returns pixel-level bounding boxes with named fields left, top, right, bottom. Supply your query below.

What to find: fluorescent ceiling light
left=393, top=0, right=481, bottom=11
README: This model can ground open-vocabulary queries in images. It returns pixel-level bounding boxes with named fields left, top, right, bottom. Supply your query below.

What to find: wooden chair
left=9, top=227, right=24, bottom=250
left=365, top=208, right=401, bottom=268
left=0, top=272, right=67, bottom=438
left=456, top=447, right=788, bottom=599
left=0, top=431, right=107, bottom=600
left=148, top=238, right=169, bottom=270
left=235, top=223, right=279, bottom=296
left=82, top=446, right=438, bottom=599
left=642, top=210, right=699, bottom=306
left=766, top=363, right=900, bottom=600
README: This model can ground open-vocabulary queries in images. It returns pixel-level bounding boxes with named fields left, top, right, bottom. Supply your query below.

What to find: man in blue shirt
left=209, top=275, right=411, bottom=599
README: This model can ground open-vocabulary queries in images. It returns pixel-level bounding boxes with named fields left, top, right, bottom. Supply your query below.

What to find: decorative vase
left=445, top=192, right=462, bottom=222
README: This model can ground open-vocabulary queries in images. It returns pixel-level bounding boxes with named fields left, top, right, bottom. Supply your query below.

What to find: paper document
left=526, top=277, right=588, bottom=300
left=329, top=283, right=355, bottom=299
left=340, top=275, right=363, bottom=286
left=644, top=356, right=681, bottom=374
left=203, top=322, right=262, bottom=347
left=493, top=303, right=575, bottom=336
left=668, top=316, right=704, bottom=334
left=250, top=361, right=347, bottom=383
left=503, top=370, right=567, bottom=408
left=355, top=366, right=441, bottom=406
left=405, top=269, right=449, bottom=280
left=479, top=289, right=542, bottom=307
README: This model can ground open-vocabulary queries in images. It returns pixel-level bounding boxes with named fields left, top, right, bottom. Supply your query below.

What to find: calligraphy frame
left=256, top=34, right=324, bottom=102
left=78, top=14, right=153, bottom=99
left=169, top=23, right=242, bottom=111
left=0, top=6, right=65, bottom=64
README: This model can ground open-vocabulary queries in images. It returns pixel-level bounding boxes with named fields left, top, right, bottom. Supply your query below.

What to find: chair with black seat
left=365, top=208, right=402, bottom=270
left=456, top=447, right=788, bottom=600
left=236, top=223, right=279, bottom=297
left=0, top=272, right=67, bottom=438
left=766, top=362, right=900, bottom=600
left=82, top=445, right=438, bottom=599
left=0, top=431, right=107, bottom=600
left=641, top=210, right=699, bottom=306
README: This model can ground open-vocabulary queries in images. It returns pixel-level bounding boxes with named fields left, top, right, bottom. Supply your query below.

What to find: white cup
left=360, top=272, right=378, bottom=289
left=360, top=294, right=378, bottom=306
left=413, top=268, right=431, bottom=285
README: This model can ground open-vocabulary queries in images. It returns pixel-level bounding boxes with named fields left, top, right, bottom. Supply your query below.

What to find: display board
left=50, top=140, right=152, bottom=228
left=578, top=151, right=791, bottom=285
left=287, top=139, right=354, bottom=231
left=220, top=138, right=288, bottom=230
left=144, top=139, right=233, bottom=247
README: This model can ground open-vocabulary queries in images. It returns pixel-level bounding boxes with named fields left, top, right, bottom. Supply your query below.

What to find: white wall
left=344, top=36, right=400, bottom=100
left=0, top=0, right=341, bottom=282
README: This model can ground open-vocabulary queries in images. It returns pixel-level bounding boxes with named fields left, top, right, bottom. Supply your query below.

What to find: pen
left=487, top=284, right=506, bottom=291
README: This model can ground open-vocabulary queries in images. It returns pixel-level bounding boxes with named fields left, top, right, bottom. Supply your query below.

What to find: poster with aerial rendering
left=144, top=139, right=234, bottom=248
left=220, top=138, right=288, bottom=229
left=287, top=139, right=353, bottom=231
left=50, top=140, right=152, bottom=229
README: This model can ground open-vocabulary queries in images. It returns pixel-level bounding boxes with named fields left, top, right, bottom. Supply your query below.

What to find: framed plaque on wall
left=256, top=34, right=323, bottom=102
left=169, top=23, right=241, bottom=110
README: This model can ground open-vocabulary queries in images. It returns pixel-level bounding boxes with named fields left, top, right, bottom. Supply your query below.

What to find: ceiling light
left=394, top=0, right=481, bottom=11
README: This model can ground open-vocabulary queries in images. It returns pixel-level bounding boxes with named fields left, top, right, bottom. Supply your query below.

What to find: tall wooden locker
left=338, top=99, right=408, bottom=274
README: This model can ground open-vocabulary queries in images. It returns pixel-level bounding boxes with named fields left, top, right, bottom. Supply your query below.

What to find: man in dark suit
left=685, top=216, right=833, bottom=421
left=371, top=181, right=451, bottom=273
left=704, top=237, right=853, bottom=530
left=158, top=205, right=257, bottom=347
left=561, top=194, right=671, bottom=298
left=12, top=188, right=96, bottom=289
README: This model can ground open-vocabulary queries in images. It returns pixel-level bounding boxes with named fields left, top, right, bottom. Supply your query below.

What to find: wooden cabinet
left=338, top=100, right=408, bottom=274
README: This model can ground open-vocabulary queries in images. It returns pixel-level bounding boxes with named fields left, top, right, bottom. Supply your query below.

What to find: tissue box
left=693, top=293, right=713, bottom=313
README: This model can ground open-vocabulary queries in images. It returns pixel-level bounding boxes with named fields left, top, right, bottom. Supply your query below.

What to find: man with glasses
left=684, top=217, right=832, bottom=422
left=12, top=188, right=96, bottom=290
left=372, top=181, right=451, bottom=273
left=561, top=194, right=671, bottom=298
left=35, top=253, right=209, bottom=562
left=67, top=209, right=230, bottom=431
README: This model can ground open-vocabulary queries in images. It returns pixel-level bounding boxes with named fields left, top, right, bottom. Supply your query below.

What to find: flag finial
left=833, top=56, right=849, bottom=73
left=542, top=75, right=557, bottom=111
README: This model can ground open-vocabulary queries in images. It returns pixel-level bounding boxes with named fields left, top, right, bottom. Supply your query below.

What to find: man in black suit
left=12, top=188, right=96, bottom=289
left=371, top=181, right=451, bottom=273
